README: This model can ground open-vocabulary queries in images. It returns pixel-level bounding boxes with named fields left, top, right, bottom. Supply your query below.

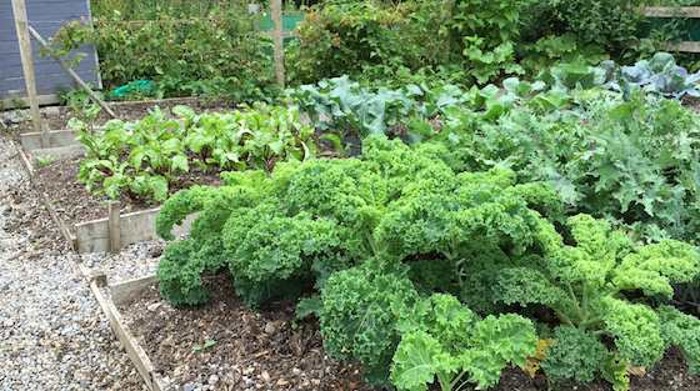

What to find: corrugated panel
left=0, top=0, right=101, bottom=100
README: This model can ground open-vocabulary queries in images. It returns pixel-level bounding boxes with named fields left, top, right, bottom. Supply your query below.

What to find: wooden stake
left=27, top=25, right=117, bottom=119
left=11, top=0, right=46, bottom=146
left=108, top=201, right=121, bottom=253
left=271, top=0, right=285, bottom=88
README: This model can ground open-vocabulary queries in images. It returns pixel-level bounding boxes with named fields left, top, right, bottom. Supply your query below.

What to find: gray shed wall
left=0, top=0, right=101, bottom=103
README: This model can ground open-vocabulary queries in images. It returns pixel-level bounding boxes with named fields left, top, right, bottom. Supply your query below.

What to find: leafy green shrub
left=320, top=258, right=418, bottom=384
left=466, top=214, right=700, bottom=388
left=50, top=7, right=274, bottom=101
left=288, top=0, right=529, bottom=85
left=440, top=89, right=700, bottom=244
left=287, top=1, right=411, bottom=84
left=76, top=104, right=314, bottom=202
left=154, top=109, right=700, bottom=390
left=156, top=135, right=560, bottom=305
left=657, top=305, right=700, bottom=374
left=534, top=0, right=645, bottom=57
left=320, top=260, right=538, bottom=390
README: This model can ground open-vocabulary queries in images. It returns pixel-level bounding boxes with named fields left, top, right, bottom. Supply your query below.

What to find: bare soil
left=120, top=276, right=699, bottom=391
left=120, top=276, right=373, bottom=390
left=476, top=349, right=699, bottom=391
left=33, top=156, right=221, bottom=225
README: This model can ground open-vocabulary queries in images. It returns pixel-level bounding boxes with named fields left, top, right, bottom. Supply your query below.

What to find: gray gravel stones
left=82, top=240, right=164, bottom=285
left=0, top=138, right=145, bottom=391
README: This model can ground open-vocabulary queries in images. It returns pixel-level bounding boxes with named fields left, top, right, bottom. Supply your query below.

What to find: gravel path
left=82, top=240, right=163, bottom=285
left=0, top=137, right=145, bottom=391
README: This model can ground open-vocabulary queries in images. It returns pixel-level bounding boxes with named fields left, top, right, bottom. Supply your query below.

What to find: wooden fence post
left=108, top=201, right=121, bottom=253
left=11, top=0, right=46, bottom=146
left=27, top=25, right=117, bottom=119
left=271, top=0, right=285, bottom=88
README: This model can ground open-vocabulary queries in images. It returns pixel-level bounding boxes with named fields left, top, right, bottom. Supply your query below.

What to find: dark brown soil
left=33, top=156, right=221, bottom=225
left=120, top=277, right=373, bottom=390
left=120, top=276, right=700, bottom=391
left=682, top=96, right=700, bottom=114
left=33, top=157, right=150, bottom=224
left=474, top=348, right=700, bottom=391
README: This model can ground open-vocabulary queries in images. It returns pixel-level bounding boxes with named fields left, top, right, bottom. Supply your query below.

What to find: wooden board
left=90, top=279, right=173, bottom=391
left=16, top=140, right=77, bottom=249
left=17, top=141, right=35, bottom=178
left=31, top=144, right=85, bottom=161
left=644, top=6, right=700, bottom=18
left=40, top=189, right=78, bottom=250
left=20, top=129, right=77, bottom=150
left=75, top=208, right=196, bottom=253
left=110, top=274, right=159, bottom=306
left=666, top=41, right=700, bottom=53
left=0, top=93, right=59, bottom=109
left=76, top=207, right=161, bottom=253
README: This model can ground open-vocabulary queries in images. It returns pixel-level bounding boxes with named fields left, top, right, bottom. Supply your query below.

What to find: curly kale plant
left=320, top=260, right=537, bottom=390
left=467, top=214, right=700, bottom=389
left=391, top=295, right=537, bottom=391
left=157, top=135, right=561, bottom=308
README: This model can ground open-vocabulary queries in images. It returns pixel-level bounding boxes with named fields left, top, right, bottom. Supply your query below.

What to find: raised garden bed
left=110, top=275, right=371, bottom=391
left=28, top=155, right=210, bottom=253
left=102, top=273, right=700, bottom=391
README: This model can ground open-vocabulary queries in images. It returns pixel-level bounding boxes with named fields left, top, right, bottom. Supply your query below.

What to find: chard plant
left=76, top=104, right=315, bottom=203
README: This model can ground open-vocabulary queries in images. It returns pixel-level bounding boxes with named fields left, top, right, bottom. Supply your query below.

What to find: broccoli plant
left=469, top=214, right=700, bottom=389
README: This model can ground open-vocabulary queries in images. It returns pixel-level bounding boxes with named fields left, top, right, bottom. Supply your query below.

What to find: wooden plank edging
left=75, top=208, right=196, bottom=253
left=16, top=140, right=77, bottom=249
left=644, top=6, right=700, bottom=18
left=75, top=207, right=161, bottom=253
left=90, top=277, right=172, bottom=391
left=15, top=139, right=172, bottom=391
left=20, top=129, right=78, bottom=150
left=110, top=274, right=159, bottom=306
left=665, top=41, right=700, bottom=53
left=17, top=142, right=35, bottom=178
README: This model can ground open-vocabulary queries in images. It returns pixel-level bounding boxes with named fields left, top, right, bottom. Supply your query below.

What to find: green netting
left=258, top=12, right=305, bottom=32
left=109, top=79, right=157, bottom=99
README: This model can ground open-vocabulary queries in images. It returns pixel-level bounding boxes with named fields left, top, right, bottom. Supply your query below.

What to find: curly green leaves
left=375, top=169, right=554, bottom=259
left=493, top=266, right=567, bottom=309
left=283, top=158, right=387, bottom=232
left=613, top=240, right=700, bottom=298
left=601, top=298, right=665, bottom=368
left=541, top=326, right=608, bottom=384
left=391, top=305, right=537, bottom=391
left=156, top=184, right=260, bottom=240
left=220, top=201, right=354, bottom=306
left=320, top=260, right=418, bottom=385
left=391, top=330, right=454, bottom=391
left=158, top=239, right=218, bottom=306
left=658, top=306, right=700, bottom=374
